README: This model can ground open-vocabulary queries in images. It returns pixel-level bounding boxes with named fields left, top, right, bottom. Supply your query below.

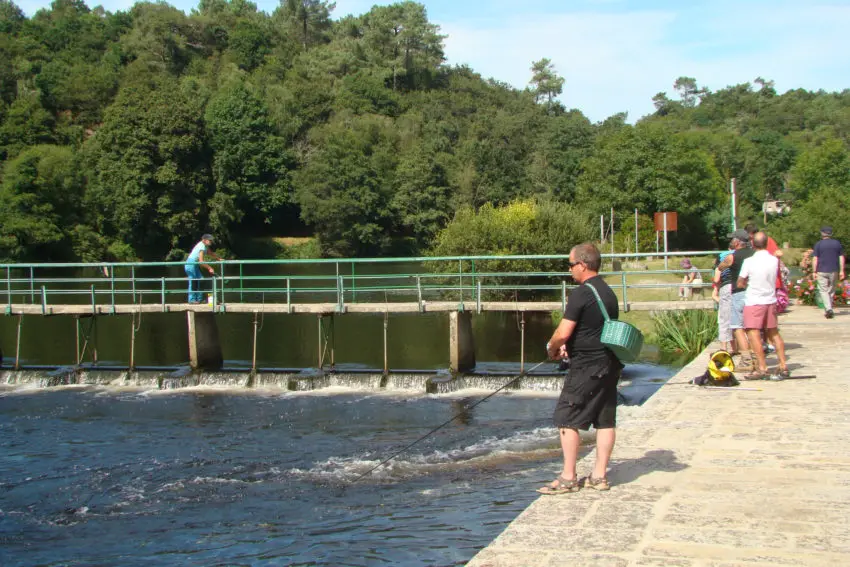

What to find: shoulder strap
left=584, top=281, right=611, bottom=322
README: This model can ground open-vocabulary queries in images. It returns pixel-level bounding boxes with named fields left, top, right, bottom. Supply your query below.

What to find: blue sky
left=18, top=0, right=850, bottom=122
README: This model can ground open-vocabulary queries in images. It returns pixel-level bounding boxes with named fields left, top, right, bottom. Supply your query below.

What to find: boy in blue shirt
left=184, top=234, right=219, bottom=304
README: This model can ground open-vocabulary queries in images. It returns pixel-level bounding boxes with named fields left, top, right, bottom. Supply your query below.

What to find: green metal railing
left=1, top=251, right=720, bottom=315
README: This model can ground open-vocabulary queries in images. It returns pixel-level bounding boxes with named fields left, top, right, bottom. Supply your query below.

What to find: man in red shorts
left=737, top=232, right=790, bottom=380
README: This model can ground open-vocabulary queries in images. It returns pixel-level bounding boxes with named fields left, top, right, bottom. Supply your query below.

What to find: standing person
left=717, top=229, right=755, bottom=371
left=185, top=234, right=219, bottom=304
left=737, top=232, right=789, bottom=380
left=711, top=244, right=735, bottom=353
left=537, top=243, right=624, bottom=495
left=812, top=226, right=845, bottom=319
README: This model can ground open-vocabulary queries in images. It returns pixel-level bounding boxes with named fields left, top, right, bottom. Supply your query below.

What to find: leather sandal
left=536, top=474, right=580, bottom=495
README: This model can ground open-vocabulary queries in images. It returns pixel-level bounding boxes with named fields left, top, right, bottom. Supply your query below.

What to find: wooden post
left=520, top=312, right=525, bottom=374
left=14, top=314, right=22, bottom=370
left=383, top=312, right=389, bottom=376
left=251, top=312, right=259, bottom=375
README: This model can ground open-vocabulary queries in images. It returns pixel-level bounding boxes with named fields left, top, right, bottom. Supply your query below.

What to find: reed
left=650, top=309, right=716, bottom=358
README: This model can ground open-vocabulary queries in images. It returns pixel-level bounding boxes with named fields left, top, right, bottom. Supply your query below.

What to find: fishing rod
left=348, top=359, right=552, bottom=486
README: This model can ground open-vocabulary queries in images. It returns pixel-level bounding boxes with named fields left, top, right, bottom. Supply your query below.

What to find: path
left=468, top=304, right=850, bottom=567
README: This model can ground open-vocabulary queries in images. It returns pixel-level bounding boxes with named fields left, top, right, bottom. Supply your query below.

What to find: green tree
left=275, top=0, right=334, bottom=51
left=0, top=144, right=83, bottom=261
left=295, top=113, right=399, bottom=256
left=0, top=92, right=56, bottom=159
left=83, top=75, right=211, bottom=259
left=205, top=77, right=292, bottom=230
left=789, top=138, right=850, bottom=200
left=529, top=58, right=564, bottom=108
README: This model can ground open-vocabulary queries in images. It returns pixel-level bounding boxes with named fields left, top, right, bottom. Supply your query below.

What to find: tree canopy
left=0, top=0, right=848, bottom=262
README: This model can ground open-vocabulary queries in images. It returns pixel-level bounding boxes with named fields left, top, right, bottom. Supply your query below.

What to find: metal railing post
left=337, top=275, right=344, bottom=312
left=239, top=263, right=244, bottom=303
left=110, top=267, right=115, bottom=312
left=14, top=314, right=23, bottom=370
left=561, top=281, right=567, bottom=313
left=476, top=279, right=481, bottom=314
left=131, top=266, right=136, bottom=305
left=161, top=277, right=166, bottom=312
left=41, top=286, right=47, bottom=315
left=6, top=266, right=11, bottom=314
left=212, top=276, right=218, bottom=310
left=621, top=272, right=628, bottom=312
left=219, top=263, right=225, bottom=305
left=286, top=278, right=291, bottom=313
left=91, top=284, right=96, bottom=314
left=29, top=266, right=34, bottom=303
left=416, top=276, right=423, bottom=312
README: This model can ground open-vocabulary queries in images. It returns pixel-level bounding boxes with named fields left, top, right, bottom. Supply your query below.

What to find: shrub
left=650, top=309, right=716, bottom=358
left=791, top=276, right=850, bottom=307
left=427, top=199, right=597, bottom=298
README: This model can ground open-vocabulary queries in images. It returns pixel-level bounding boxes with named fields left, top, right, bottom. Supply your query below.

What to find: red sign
left=654, top=212, right=678, bottom=231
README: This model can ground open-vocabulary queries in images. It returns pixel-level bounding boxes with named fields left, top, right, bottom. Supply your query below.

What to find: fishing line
left=347, top=359, right=552, bottom=486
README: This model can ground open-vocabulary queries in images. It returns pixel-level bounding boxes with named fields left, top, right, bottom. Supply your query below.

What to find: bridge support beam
left=187, top=312, right=223, bottom=371
left=449, top=311, right=475, bottom=373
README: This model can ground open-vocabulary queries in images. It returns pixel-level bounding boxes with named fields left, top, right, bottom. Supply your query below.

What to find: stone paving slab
left=468, top=305, right=850, bottom=567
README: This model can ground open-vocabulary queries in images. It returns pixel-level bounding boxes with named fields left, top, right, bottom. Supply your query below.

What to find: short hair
left=744, top=223, right=758, bottom=235
left=752, top=232, right=768, bottom=250
left=572, top=243, right=601, bottom=272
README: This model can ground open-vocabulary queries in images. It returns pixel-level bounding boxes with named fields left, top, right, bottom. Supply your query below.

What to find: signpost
left=654, top=212, right=678, bottom=270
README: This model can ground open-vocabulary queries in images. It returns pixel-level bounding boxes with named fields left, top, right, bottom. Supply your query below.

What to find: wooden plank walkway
left=4, top=300, right=715, bottom=316
left=468, top=304, right=850, bottom=567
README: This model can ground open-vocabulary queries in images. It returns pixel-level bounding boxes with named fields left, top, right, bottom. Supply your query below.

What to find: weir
left=0, top=252, right=718, bottom=374
left=0, top=367, right=568, bottom=393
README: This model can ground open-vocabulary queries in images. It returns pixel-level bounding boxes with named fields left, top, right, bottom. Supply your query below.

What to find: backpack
left=692, top=350, right=740, bottom=387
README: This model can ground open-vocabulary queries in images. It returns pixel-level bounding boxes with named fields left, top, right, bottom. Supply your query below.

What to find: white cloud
left=438, top=3, right=850, bottom=123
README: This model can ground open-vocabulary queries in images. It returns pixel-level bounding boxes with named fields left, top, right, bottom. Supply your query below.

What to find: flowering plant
left=791, top=277, right=850, bottom=307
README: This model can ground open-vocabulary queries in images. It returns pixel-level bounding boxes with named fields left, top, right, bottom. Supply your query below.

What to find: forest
left=1, top=0, right=849, bottom=262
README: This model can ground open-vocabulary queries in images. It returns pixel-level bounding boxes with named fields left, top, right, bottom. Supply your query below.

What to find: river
left=0, top=262, right=680, bottom=565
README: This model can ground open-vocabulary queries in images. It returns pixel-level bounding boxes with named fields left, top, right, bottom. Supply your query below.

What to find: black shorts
left=552, top=362, right=621, bottom=431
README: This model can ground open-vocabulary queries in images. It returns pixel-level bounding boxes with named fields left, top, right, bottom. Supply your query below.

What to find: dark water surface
left=0, top=362, right=675, bottom=567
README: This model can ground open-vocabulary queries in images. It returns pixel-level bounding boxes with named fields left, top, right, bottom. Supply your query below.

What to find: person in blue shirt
left=185, top=234, right=219, bottom=304
left=812, top=226, right=845, bottom=319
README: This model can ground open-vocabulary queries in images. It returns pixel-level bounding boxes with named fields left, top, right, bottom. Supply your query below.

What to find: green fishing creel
left=586, top=282, right=644, bottom=362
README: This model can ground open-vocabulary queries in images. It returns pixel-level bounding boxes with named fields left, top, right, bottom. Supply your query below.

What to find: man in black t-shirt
left=718, top=229, right=755, bottom=370
left=538, top=243, right=623, bottom=495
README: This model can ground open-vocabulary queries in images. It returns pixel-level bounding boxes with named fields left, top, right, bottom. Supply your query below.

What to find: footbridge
left=1, top=252, right=717, bottom=373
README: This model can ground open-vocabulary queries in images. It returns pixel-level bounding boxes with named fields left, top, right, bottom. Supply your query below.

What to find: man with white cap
left=185, top=234, right=219, bottom=304
left=812, top=226, right=845, bottom=319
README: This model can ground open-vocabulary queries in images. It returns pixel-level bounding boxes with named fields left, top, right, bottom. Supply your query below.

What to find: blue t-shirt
left=813, top=238, right=844, bottom=273
left=187, top=241, right=206, bottom=263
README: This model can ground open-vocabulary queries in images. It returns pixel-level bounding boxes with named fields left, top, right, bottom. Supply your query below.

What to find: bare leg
left=733, top=328, right=751, bottom=368
left=765, top=328, right=787, bottom=370
left=747, top=328, right=767, bottom=372
left=557, top=427, right=580, bottom=481
left=592, top=427, right=616, bottom=479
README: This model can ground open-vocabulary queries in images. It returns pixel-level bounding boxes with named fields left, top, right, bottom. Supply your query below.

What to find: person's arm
left=197, top=250, right=215, bottom=275
left=737, top=259, right=749, bottom=290
left=547, top=318, right=577, bottom=360
left=711, top=268, right=721, bottom=302
left=841, top=254, right=846, bottom=280
left=812, top=256, right=818, bottom=274
left=718, top=254, right=734, bottom=270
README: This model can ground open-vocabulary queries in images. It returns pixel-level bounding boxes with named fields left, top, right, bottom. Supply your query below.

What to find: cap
left=680, top=258, right=692, bottom=268
left=821, top=226, right=833, bottom=236
left=202, top=233, right=215, bottom=242
left=727, top=228, right=750, bottom=242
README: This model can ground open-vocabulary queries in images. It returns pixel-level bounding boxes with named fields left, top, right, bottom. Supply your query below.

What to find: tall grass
left=650, top=309, right=717, bottom=358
